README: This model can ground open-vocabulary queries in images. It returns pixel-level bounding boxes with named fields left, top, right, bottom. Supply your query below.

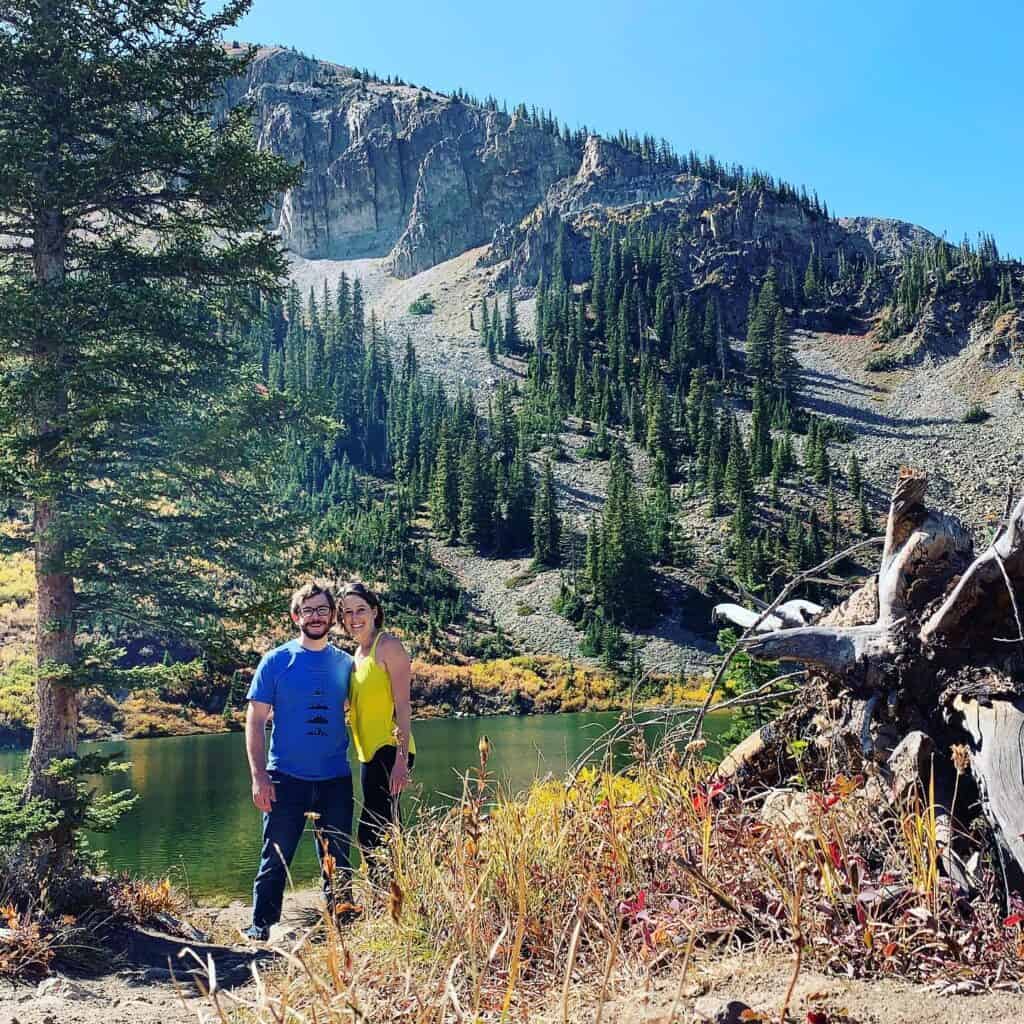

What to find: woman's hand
left=389, top=753, right=410, bottom=796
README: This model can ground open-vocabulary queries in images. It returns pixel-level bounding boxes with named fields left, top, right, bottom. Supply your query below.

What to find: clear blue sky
left=231, top=0, right=1024, bottom=258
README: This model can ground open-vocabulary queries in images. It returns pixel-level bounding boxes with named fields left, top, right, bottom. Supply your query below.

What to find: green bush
left=962, top=403, right=991, bottom=424
left=408, top=293, right=436, bottom=315
left=0, top=655, right=35, bottom=734
left=865, top=352, right=901, bottom=372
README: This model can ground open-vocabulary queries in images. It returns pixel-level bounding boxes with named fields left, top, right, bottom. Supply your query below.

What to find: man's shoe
left=243, top=924, right=270, bottom=942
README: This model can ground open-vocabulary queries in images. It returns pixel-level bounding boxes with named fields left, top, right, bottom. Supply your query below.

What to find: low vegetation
left=962, top=402, right=992, bottom=423
left=408, top=292, right=436, bottom=315
left=206, top=729, right=1022, bottom=1020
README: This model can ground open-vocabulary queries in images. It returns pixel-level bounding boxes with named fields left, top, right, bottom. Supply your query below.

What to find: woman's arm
left=379, top=634, right=413, bottom=795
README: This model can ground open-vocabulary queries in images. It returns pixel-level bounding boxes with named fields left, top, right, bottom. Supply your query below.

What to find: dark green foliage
left=0, top=0, right=310, bottom=820
left=408, top=293, right=436, bottom=315
left=963, top=403, right=991, bottom=424
left=847, top=453, right=863, bottom=498
left=0, top=774, right=59, bottom=848
left=858, top=493, right=872, bottom=534
left=716, top=628, right=789, bottom=748
left=504, top=287, right=523, bottom=354
left=532, top=459, right=561, bottom=567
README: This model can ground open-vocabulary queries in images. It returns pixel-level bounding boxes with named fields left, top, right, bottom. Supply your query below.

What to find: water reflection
left=0, top=710, right=731, bottom=899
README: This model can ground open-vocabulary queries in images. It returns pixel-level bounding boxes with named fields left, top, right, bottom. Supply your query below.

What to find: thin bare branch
left=686, top=535, right=884, bottom=745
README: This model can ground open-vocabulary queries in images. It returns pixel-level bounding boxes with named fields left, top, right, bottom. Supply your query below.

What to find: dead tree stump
left=721, top=469, right=1024, bottom=883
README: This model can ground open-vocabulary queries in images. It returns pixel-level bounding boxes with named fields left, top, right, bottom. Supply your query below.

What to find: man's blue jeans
left=251, top=771, right=354, bottom=930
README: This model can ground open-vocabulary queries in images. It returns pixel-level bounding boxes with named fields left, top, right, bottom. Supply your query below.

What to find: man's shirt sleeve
left=246, top=650, right=279, bottom=705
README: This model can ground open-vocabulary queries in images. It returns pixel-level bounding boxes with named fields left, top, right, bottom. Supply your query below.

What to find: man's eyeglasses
left=298, top=605, right=332, bottom=619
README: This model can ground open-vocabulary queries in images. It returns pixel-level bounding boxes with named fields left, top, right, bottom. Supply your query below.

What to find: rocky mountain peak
left=574, top=135, right=646, bottom=183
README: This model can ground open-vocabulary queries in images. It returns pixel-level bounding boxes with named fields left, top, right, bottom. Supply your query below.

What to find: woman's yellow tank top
left=350, top=632, right=416, bottom=764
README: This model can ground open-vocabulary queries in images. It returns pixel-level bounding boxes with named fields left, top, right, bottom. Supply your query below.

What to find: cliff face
left=226, top=49, right=939, bottom=289
left=221, top=47, right=577, bottom=273
left=225, top=46, right=1018, bottom=360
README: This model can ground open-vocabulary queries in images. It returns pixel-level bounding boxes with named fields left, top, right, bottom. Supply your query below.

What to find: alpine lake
left=0, top=710, right=733, bottom=901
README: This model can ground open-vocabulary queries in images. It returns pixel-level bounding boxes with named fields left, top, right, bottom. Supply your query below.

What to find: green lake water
left=0, top=710, right=732, bottom=901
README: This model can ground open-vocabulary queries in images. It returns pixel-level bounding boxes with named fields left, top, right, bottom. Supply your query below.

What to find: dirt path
left=565, top=948, right=1024, bottom=1024
left=0, top=890, right=325, bottom=1024
left=6, top=926, right=1021, bottom=1024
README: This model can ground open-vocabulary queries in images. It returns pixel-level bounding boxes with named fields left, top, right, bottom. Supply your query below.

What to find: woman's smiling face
left=342, top=595, right=375, bottom=638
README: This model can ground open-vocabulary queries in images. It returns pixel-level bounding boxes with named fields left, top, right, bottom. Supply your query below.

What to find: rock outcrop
left=222, top=44, right=1020, bottom=363
left=220, top=46, right=577, bottom=273
left=224, top=47, right=940, bottom=291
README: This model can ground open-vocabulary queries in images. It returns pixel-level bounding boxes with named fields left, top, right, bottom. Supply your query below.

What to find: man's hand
left=252, top=770, right=276, bottom=812
left=389, top=755, right=410, bottom=796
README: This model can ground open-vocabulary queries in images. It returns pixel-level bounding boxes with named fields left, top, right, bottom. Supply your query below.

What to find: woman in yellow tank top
left=340, top=582, right=416, bottom=860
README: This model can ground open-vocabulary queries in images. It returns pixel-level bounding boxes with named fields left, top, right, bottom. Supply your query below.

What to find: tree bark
left=22, top=190, right=78, bottom=819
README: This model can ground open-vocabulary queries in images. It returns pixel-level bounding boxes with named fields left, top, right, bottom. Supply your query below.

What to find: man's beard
left=300, top=621, right=330, bottom=640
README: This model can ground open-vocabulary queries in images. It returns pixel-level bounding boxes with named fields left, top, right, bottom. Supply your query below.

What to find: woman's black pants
left=358, top=745, right=415, bottom=859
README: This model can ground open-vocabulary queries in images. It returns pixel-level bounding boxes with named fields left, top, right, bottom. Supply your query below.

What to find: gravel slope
left=283, top=252, right=1024, bottom=672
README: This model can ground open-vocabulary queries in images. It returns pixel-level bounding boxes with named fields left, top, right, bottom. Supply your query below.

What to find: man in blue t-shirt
left=243, top=580, right=354, bottom=941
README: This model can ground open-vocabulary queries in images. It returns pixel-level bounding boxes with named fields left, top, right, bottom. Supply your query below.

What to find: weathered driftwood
left=725, top=469, right=1024, bottom=883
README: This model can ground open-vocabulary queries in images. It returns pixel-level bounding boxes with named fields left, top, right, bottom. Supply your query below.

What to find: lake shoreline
left=0, top=659, right=713, bottom=751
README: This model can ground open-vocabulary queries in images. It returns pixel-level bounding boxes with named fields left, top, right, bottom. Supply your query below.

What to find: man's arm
left=246, top=700, right=276, bottom=812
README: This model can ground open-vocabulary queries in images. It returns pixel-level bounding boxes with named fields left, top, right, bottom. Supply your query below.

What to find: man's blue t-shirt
left=246, top=640, right=353, bottom=780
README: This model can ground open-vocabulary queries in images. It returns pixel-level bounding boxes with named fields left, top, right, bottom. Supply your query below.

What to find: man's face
left=292, top=596, right=335, bottom=638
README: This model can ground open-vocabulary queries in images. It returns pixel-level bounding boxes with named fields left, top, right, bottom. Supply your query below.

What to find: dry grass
left=197, top=736, right=1022, bottom=1021
left=119, top=693, right=238, bottom=738
left=104, top=875, right=188, bottom=925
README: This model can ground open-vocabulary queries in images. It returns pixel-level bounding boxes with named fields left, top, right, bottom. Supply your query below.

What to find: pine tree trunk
left=23, top=497, right=77, bottom=807
left=22, top=199, right=78, bottom=830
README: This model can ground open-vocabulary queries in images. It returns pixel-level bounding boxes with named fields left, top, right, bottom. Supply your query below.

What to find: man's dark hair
left=290, top=580, right=336, bottom=616
left=341, top=581, right=384, bottom=629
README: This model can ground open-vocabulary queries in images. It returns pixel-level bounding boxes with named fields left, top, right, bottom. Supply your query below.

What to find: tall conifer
left=0, top=9, right=300, bottom=815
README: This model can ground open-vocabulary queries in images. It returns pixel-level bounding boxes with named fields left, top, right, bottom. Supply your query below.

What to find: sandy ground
left=0, top=890, right=323, bottom=1024
left=5, top=916, right=1024, bottom=1024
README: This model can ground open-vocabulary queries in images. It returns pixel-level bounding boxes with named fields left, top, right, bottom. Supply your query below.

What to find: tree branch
left=920, top=494, right=1024, bottom=646
left=687, top=535, right=884, bottom=745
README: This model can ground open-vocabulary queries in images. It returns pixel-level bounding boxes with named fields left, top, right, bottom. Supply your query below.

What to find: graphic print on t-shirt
left=305, top=668, right=335, bottom=736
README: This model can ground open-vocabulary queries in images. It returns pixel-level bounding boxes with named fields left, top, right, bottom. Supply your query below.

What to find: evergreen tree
left=771, top=308, right=798, bottom=403
left=816, top=435, right=831, bottom=485
left=857, top=493, right=872, bottom=534
left=506, top=447, right=535, bottom=550
left=749, top=381, right=772, bottom=478
left=745, top=270, right=779, bottom=384
left=724, top=417, right=752, bottom=507
left=504, top=286, right=522, bottom=353
left=646, top=452, right=673, bottom=563
left=645, top=386, right=673, bottom=478
left=532, top=459, right=561, bottom=566
left=804, top=419, right=821, bottom=478
left=847, top=452, right=863, bottom=498
left=0, top=8, right=300, bottom=818
left=429, top=433, right=460, bottom=540
left=458, top=435, right=488, bottom=549
left=594, top=444, right=654, bottom=626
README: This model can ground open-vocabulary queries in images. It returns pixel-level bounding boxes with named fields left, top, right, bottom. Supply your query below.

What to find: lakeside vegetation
left=158, top=733, right=1022, bottom=1020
